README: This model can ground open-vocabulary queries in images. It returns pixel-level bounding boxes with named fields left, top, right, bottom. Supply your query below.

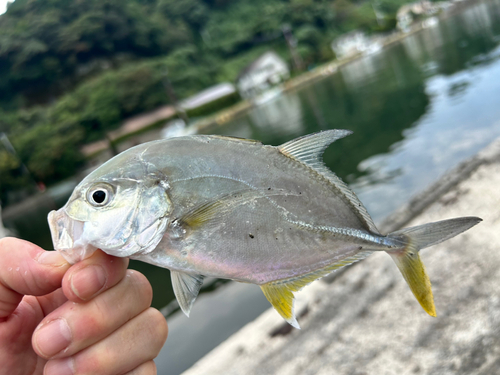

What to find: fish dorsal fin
left=209, top=135, right=262, bottom=144
left=278, top=130, right=380, bottom=235
left=171, top=271, right=205, bottom=317
left=261, top=249, right=373, bottom=328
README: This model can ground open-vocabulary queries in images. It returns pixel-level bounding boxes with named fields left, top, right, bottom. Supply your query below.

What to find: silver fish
left=48, top=130, right=481, bottom=328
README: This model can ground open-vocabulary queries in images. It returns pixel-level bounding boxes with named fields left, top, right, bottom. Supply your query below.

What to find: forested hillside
left=0, top=0, right=411, bottom=203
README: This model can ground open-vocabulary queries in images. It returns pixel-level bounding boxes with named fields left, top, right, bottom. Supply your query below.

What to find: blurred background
left=1, top=0, right=500, bottom=373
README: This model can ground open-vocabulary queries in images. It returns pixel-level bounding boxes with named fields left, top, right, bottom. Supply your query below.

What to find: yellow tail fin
left=387, top=217, right=482, bottom=317
left=389, top=249, right=436, bottom=316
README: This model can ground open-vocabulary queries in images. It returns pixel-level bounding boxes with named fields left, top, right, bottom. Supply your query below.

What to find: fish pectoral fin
left=178, top=188, right=297, bottom=231
left=178, top=190, right=256, bottom=230
left=171, top=271, right=205, bottom=317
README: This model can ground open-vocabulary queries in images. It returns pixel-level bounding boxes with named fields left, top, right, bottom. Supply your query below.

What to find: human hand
left=0, top=237, right=168, bottom=375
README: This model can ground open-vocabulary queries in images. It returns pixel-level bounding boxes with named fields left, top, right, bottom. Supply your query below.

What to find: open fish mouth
left=48, top=209, right=98, bottom=264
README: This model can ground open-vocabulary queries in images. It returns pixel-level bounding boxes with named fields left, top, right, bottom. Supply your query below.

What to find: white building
left=236, top=51, right=290, bottom=99
left=180, top=82, right=236, bottom=111
left=331, top=31, right=382, bottom=59
left=396, top=1, right=445, bottom=31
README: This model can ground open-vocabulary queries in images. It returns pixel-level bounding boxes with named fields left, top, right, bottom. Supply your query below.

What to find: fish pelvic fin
left=387, top=217, right=482, bottom=317
left=261, top=249, right=373, bottom=328
left=278, top=130, right=379, bottom=234
left=171, top=271, right=205, bottom=317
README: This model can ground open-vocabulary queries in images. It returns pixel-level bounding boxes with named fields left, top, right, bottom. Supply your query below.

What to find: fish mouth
left=48, top=209, right=98, bottom=264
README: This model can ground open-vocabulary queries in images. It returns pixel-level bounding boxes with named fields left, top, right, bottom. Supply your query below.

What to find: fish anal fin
left=261, top=250, right=373, bottom=328
left=171, top=271, right=204, bottom=317
left=261, top=283, right=301, bottom=329
left=389, top=248, right=436, bottom=317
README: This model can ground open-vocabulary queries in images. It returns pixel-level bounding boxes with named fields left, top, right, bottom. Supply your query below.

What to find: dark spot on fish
left=268, top=187, right=271, bottom=190
left=275, top=238, right=278, bottom=240
left=249, top=234, right=254, bottom=239
left=299, top=192, right=302, bottom=194
left=358, top=246, right=363, bottom=250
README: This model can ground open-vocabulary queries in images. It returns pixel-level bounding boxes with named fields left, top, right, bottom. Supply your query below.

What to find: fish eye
left=87, top=184, right=114, bottom=207
left=92, top=190, right=106, bottom=204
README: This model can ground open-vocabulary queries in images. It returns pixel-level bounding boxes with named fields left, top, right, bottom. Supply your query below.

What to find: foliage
left=0, top=0, right=416, bottom=204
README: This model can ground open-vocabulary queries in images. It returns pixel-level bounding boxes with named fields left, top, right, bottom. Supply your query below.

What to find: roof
left=180, top=83, right=236, bottom=110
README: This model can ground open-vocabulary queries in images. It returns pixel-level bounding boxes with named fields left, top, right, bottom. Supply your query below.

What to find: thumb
left=0, top=238, right=70, bottom=319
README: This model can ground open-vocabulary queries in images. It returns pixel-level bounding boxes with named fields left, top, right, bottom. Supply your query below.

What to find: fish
left=48, top=130, right=481, bottom=328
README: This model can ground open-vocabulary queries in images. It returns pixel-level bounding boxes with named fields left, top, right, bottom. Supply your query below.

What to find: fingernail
left=36, top=251, right=67, bottom=266
left=70, top=265, right=107, bottom=300
left=34, top=319, right=72, bottom=358
left=44, top=357, right=75, bottom=375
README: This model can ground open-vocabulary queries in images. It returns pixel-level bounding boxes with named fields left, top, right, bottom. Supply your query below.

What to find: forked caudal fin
left=387, top=217, right=482, bottom=317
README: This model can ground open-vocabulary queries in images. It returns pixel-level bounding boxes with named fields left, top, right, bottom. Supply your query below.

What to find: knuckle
left=0, top=237, right=15, bottom=255
left=127, top=271, right=153, bottom=305
left=145, top=308, right=168, bottom=351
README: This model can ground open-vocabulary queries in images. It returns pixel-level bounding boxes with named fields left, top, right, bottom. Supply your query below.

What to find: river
left=3, top=0, right=500, bottom=373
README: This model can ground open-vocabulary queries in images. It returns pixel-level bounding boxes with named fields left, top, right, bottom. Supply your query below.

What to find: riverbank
left=181, top=136, right=500, bottom=375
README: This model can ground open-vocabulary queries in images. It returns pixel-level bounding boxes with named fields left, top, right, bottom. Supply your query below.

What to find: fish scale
left=48, top=130, right=481, bottom=328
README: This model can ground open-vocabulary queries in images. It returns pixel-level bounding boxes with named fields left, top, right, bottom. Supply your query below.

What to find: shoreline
left=178, top=135, right=500, bottom=375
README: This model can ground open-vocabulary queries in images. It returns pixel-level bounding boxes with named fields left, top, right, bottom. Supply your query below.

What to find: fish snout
left=48, top=209, right=97, bottom=264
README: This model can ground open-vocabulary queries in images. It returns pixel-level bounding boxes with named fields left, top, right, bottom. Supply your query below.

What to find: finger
left=33, top=270, right=152, bottom=359
left=44, top=308, right=168, bottom=375
left=123, top=360, right=157, bottom=375
left=62, top=249, right=129, bottom=302
left=0, top=238, right=69, bottom=319
left=36, top=289, right=67, bottom=316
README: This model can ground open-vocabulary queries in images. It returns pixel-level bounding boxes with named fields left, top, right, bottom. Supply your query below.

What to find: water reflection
left=207, top=0, right=500, bottom=222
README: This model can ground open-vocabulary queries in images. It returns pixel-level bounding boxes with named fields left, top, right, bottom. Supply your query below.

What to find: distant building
left=180, top=82, right=237, bottom=112
left=236, top=51, right=290, bottom=99
left=331, top=31, right=384, bottom=60
left=332, top=31, right=370, bottom=59
left=396, top=1, right=445, bottom=31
